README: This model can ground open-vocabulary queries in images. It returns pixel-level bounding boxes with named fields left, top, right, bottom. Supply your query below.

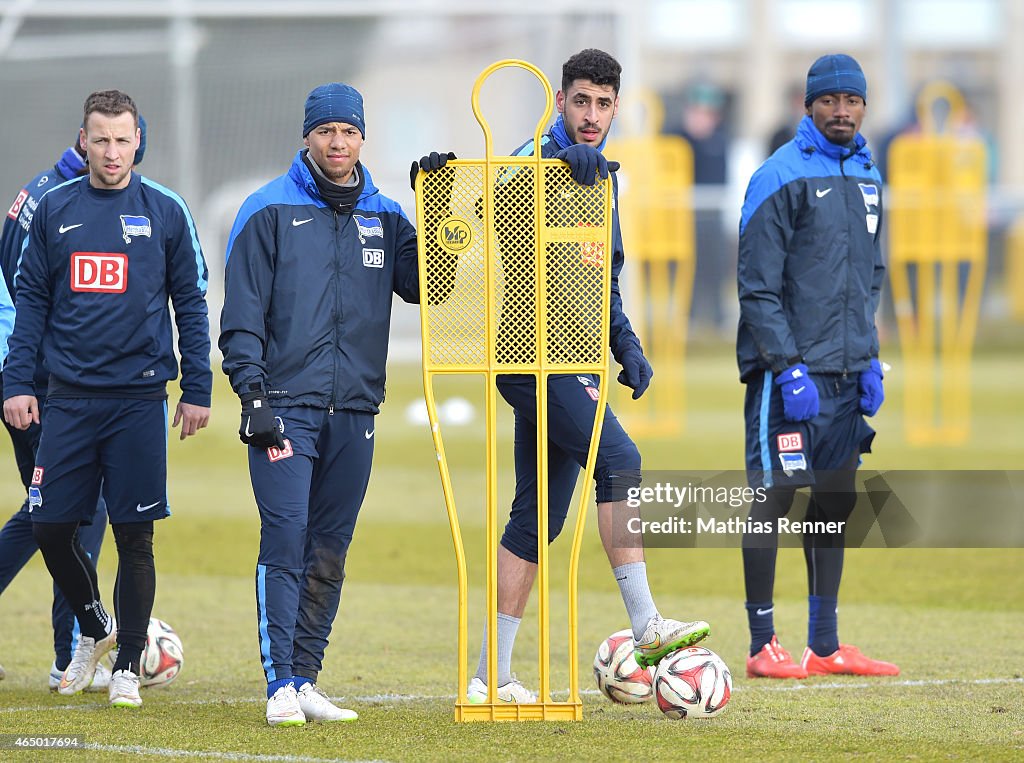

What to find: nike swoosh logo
left=136, top=501, right=161, bottom=512
left=756, top=607, right=774, bottom=616
left=59, top=223, right=83, bottom=233
left=244, top=420, right=254, bottom=438
left=816, top=188, right=832, bottom=198
left=292, top=218, right=313, bottom=227
left=792, top=386, right=805, bottom=395
left=635, top=634, right=661, bottom=650
left=364, top=429, right=374, bottom=440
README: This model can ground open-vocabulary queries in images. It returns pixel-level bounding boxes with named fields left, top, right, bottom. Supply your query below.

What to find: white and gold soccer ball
left=654, top=646, right=732, bottom=719
left=140, top=617, right=183, bottom=688
left=593, top=629, right=655, bottom=704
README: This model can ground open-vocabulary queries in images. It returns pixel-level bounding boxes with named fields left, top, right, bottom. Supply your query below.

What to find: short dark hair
left=561, top=48, right=621, bottom=94
left=83, top=90, right=138, bottom=129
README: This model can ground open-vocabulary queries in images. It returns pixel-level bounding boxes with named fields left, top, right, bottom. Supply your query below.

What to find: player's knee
left=595, top=465, right=641, bottom=505
left=812, top=490, right=857, bottom=524
left=500, top=527, right=539, bottom=565
left=112, top=521, right=154, bottom=557
left=306, top=537, right=347, bottom=584
left=748, top=488, right=796, bottom=522
left=32, top=521, right=78, bottom=554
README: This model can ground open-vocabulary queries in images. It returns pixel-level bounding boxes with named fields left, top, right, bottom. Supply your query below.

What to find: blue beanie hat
left=134, top=114, right=147, bottom=165
left=303, top=83, right=365, bottom=137
left=805, top=54, right=867, bottom=106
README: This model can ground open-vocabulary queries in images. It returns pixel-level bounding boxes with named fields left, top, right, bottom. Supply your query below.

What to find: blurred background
left=0, top=0, right=1020, bottom=448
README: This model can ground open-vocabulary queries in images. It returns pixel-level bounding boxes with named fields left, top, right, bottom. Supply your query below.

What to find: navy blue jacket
left=0, top=148, right=85, bottom=387
left=511, top=130, right=643, bottom=364
left=219, top=150, right=419, bottom=413
left=4, top=173, right=212, bottom=406
left=737, top=116, right=885, bottom=382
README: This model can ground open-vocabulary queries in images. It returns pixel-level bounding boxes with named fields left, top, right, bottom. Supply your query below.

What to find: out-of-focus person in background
left=667, top=81, right=732, bottom=335
left=766, top=82, right=807, bottom=157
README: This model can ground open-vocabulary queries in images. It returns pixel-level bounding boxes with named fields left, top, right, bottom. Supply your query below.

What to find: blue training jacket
left=0, top=148, right=85, bottom=384
left=219, top=150, right=419, bottom=414
left=736, top=115, right=885, bottom=383
left=510, top=128, right=643, bottom=364
left=4, top=172, right=212, bottom=405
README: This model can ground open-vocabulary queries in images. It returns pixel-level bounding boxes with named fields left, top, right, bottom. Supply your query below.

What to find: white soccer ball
left=654, top=646, right=732, bottom=719
left=140, top=617, right=183, bottom=688
left=593, top=629, right=655, bottom=704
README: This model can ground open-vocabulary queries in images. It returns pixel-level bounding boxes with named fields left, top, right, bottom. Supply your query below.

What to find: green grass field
left=0, top=344, right=1022, bottom=761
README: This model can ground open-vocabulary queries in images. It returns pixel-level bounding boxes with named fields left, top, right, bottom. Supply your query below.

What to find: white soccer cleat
left=296, top=683, right=358, bottom=722
left=467, top=675, right=537, bottom=704
left=266, top=683, right=306, bottom=727
left=48, top=662, right=61, bottom=691
left=633, top=615, right=710, bottom=668
left=86, top=662, right=113, bottom=693
left=108, top=669, right=142, bottom=708
left=58, top=628, right=118, bottom=695
left=51, top=660, right=110, bottom=691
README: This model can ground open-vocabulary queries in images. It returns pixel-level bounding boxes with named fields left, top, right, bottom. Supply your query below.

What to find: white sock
left=474, top=612, right=521, bottom=686
left=614, top=561, right=659, bottom=640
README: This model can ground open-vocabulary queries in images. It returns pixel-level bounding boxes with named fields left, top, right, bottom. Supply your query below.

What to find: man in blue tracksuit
left=0, top=118, right=146, bottom=690
left=220, top=83, right=449, bottom=726
left=455, top=49, right=710, bottom=704
left=737, top=55, right=898, bottom=679
left=3, top=90, right=211, bottom=708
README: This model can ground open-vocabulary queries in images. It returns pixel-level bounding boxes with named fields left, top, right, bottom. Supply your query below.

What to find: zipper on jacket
left=840, top=152, right=853, bottom=375
left=330, top=210, right=341, bottom=413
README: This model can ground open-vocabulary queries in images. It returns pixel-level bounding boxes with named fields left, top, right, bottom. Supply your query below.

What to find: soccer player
left=0, top=118, right=147, bottom=692
left=455, top=49, right=710, bottom=703
left=221, top=82, right=451, bottom=726
left=737, top=54, right=899, bottom=679
left=2, top=90, right=211, bottom=707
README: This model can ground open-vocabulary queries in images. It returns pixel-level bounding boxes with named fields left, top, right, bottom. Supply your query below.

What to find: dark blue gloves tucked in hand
left=617, top=347, right=653, bottom=400
left=775, top=363, right=819, bottom=422
left=553, top=144, right=620, bottom=186
left=410, top=151, right=456, bottom=190
left=858, top=358, right=885, bottom=417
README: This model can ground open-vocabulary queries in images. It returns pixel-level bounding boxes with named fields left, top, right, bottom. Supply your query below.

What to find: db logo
left=71, top=252, right=127, bottom=293
left=268, top=439, right=294, bottom=463
left=362, top=248, right=385, bottom=268
left=777, top=432, right=803, bottom=452
left=31, top=467, right=44, bottom=485
left=7, top=189, right=28, bottom=221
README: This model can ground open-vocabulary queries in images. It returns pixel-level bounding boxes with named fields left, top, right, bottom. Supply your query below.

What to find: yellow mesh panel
left=419, top=159, right=611, bottom=373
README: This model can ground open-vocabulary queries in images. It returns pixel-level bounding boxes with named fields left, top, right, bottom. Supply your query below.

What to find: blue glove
left=553, top=144, right=620, bottom=186
left=774, top=363, right=819, bottom=422
left=617, top=347, right=653, bottom=400
left=858, top=358, right=885, bottom=416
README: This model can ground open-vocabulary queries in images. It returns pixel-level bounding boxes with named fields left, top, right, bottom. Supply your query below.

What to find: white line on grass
left=82, top=744, right=387, bottom=763
left=3, top=676, right=1021, bottom=715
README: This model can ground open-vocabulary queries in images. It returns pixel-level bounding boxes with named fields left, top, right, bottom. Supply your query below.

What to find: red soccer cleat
left=746, top=635, right=808, bottom=679
left=801, top=644, right=900, bottom=676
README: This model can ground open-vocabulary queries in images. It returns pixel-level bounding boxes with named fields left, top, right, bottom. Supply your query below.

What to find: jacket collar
left=287, top=149, right=378, bottom=204
left=795, top=115, right=873, bottom=165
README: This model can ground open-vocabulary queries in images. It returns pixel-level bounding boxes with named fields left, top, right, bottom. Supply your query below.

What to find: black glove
left=553, top=144, right=620, bottom=186
left=239, top=390, right=285, bottom=449
left=617, top=346, right=653, bottom=399
left=410, top=151, right=457, bottom=190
